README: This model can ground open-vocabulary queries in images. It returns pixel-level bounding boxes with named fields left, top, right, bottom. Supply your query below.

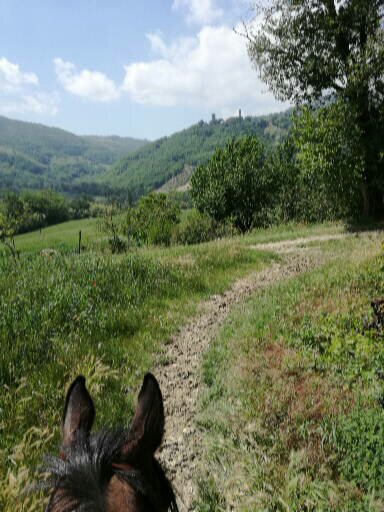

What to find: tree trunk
left=361, top=182, right=370, bottom=217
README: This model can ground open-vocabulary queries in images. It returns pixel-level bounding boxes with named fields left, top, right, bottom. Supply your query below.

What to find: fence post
left=78, top=230, right=82, bottom=254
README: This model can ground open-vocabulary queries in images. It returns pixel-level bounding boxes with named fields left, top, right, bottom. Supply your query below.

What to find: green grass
left=9, top=216, right=373, bottom=257
left=2, top=218, right=383, bottom=510
left=10, top=217, right=100, bottom=254
left=10, top=217, right=347, bottom=256
left=197, top=234, right=384, bottom=511
left=0, top=232, right=272, bottom=511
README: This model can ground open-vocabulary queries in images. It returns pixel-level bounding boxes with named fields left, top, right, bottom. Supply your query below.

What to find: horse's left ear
left=122, top=373, right=164, bottom=460
left=62, top=376, right=95, bottom=450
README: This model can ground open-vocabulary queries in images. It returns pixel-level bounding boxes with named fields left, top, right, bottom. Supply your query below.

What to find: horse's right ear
left=62, top=376, right=95, bottom=450
left=122, top=373, right=164, bottom=460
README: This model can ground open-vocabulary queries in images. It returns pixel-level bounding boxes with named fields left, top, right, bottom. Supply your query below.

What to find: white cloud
left=146, top=32, right=196, bottom=60
left=54, top=58, right=120, bottom=102
left=0, top=57, right=38, bottom=92
left=172, top=0, right=223, bottom=25
left=0, top=56, right=58, bottom=117
left=122, top=25, right=285, bottom=114
left=0, top=92, right=59, bottom=116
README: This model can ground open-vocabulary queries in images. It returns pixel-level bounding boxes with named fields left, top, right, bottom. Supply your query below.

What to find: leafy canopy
left=292, top=101, right=364, bottom=220
left=191, top=136, right=269, bottom=232
left=123, top=193, right=181, bottom=246
left=247, top=0, right=384, bottom=213
left=247, top=0, right=383, bottom=106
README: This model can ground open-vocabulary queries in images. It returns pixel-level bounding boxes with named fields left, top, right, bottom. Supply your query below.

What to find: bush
left=191, top=136, right=268, bottom=232
left=174, top=210, right=236, bottom=245
left=262, top=136, right=300, bottom=225
left=123, top=193, right=180, bottom=246
left=108, top=234, right=127, bottom=254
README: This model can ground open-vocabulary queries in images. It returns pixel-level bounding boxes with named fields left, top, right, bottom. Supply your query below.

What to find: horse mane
left=43, top=429, right=125, bottom=511
left=41, top=428, right=178, bottom=512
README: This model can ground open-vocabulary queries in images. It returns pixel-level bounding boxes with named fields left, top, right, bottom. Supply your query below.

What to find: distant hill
left=0, top=110, right=293, bottom=198
left=0, top=116, right=148, bottom=193
left=100, top=110, right=292, bottom=197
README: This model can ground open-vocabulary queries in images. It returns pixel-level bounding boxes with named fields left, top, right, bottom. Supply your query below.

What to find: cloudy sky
left=0, top=0, right=286, bottom=139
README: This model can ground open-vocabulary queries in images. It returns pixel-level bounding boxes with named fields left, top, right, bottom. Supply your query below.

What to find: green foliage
left=197, top=235, right=384, bottom=510
left=0, top=224, right=270, bottom=511
left=123, top=193, right=181, bottom=246
left=0, top=190, right=95, bottom=238
left=262, top=135, right=300, bottom=224
left=336, top=409, right=384, bottom=492
left=191, top=136, right=268, bottom=232
left=0, top=115, right=147, bottom=194
left=0, top=111, right=293, bottom=199
left=247, top=0, right=383, bottom=106
left=247, top=0, right=384, bottom=213
left=293, top=102, right=363, bottom=220
left=196, top=477, right=226, bottom=512
left=0, top=253, right=178, bottom=387
left=69, top=195, right=91, bottom=219
left=174, top=210, right=236, bottom=245
left=103, top=112, right=292, bottom=196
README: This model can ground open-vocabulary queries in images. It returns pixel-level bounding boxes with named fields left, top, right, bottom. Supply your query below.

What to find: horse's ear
left=122, top=373, right=164, bottom=460
left=62, top=376, right=95, bottom=450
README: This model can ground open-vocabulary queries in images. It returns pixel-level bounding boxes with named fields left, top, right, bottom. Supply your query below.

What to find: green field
left=10, top=218, right=100, bottom=254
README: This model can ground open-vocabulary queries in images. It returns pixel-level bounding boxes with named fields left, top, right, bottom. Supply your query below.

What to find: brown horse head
left=44, top=373, right=178, bottom=512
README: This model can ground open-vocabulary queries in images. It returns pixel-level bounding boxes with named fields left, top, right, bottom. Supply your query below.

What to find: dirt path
left=155, top=233, right=351, bottom=510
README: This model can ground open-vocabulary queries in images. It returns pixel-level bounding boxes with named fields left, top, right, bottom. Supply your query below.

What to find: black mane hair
left=41, top=429, right=178, bottom=512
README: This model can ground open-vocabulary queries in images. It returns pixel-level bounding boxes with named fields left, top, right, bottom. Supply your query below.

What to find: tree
left=292, top=101, right=364, bottom=220
left=247, top=0, right=384, bottom=214
left=0, top=193, right=26, bottom=260
left=191, top=136, right=268, bottom=232
left=124, top=193, right=181, bottom=246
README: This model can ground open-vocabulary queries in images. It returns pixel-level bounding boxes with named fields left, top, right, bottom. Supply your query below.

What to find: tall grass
left=0, top=237, right=271, bottom=510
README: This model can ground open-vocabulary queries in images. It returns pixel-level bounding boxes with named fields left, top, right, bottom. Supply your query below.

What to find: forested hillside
left=0, top=116, right=148, bottom=193
left=99, top=110, right=292, bottom=196
left=0, top=110, right=292, bottom=198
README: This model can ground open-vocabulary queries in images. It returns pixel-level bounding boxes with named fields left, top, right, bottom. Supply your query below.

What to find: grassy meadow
left=0, top=219, right=273, bottom=511
left=6, top=217, right=100, bottom=255
left=197, top=233, right=384, bottom=511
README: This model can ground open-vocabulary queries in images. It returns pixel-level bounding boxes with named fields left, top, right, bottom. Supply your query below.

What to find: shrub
left=108, top=234, right=127, bottom=254
left=123, top=193, right=180, bottom=246
left=174, top=210, right=236, bottom=245
left=191, top=136, right=268, bottom=232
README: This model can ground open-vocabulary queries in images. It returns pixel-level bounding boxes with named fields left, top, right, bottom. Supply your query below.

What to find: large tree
left=191, top=136, right=268, bottom=232
left=247, top=0, right=384, bottom=214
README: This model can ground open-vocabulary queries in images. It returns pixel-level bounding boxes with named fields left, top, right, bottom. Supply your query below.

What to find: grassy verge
left=197, top=234, right=384, bottom=511
left=8, top=217, right=100, bottom=255
left=0, top=236, right=272, bottom=511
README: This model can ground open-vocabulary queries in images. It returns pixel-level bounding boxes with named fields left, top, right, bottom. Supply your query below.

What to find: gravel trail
left=155, top=233, right=351, bottom=510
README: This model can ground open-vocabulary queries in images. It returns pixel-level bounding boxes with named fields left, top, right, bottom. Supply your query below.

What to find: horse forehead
left=106, top=475, right=145, bottom=512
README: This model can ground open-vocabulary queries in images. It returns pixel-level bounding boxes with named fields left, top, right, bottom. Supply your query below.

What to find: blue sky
left=0, top=0, right=286, bottom=139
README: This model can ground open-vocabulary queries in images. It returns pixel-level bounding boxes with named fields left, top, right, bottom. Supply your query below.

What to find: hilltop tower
left=239, top=109, right=242, bottom=119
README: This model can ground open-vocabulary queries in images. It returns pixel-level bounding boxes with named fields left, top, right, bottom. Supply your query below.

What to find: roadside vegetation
left=197, top=234, right=384, bottom=511
left=0, top=227, right=272, bottom=511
